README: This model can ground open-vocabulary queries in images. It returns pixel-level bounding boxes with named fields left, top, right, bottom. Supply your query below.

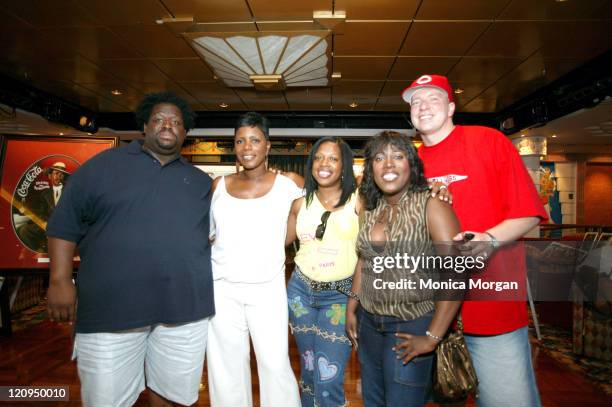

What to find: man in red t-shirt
left=402, top=75, right=547, bottom=406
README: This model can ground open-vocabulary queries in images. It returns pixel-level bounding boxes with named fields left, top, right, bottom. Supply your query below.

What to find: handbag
left=433, top=316, right=479, bottom=400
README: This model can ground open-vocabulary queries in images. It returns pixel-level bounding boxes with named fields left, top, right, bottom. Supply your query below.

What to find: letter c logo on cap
left=416, top=75, right=432, bottom=84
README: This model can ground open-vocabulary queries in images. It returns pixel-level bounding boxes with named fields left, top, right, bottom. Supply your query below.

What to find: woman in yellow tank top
left=285, top=136, right=360, bottom=407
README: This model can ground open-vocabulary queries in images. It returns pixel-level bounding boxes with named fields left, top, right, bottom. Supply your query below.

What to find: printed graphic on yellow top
left=294, top=192, right=359, bottom=282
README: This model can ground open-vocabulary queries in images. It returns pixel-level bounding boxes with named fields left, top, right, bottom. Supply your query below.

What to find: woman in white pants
left=207, top=112, right=303, bottom=407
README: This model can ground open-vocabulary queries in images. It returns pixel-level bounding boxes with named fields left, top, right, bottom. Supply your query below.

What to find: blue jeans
left=357, top=307, right=434, bottom=407
left=287, top=271, right=352, bottom=407
left=464, top=326, right=541, bottom=407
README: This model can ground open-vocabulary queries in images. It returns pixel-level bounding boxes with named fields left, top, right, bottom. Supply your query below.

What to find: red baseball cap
left=401, top=74, right=454, bottom=104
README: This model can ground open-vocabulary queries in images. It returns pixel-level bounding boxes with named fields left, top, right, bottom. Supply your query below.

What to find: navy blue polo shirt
left=47, top=140, right=214, bottom=333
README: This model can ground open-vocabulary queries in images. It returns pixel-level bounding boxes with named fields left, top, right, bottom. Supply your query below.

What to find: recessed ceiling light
left=521, top=134, right=526, bottom=137
left=59, top=132, right=64, bottom=135
left=349, top=101, right=358, bottom=108
left=219, top=102, right=228, bottom=108
left=111, top=89, right=123, bottom=96
left=551, top=134, right=557, bottom=138
left=454, top=88, right=464, bottom=94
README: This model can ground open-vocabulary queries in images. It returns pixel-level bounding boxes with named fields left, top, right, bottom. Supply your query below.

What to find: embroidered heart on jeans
left=317, top=356, right=339, bottom=382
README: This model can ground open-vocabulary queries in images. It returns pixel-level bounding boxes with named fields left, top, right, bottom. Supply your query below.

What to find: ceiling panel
left=538, top=21, right=612, bottom=58
left=332, top=81, right=384, bottom=110
left=109, top=24, right=196, bottom=58
left=461, top=97, right=499, bottom=113
left=127, top=82, right=202, bottom=105
left=20, top=56, right=119, bottom=84
left=1, top=0, right=99, bottom=27
left=234, top=89, right=288, bottom=110
left=499, top=0, right=607, bottom=20
left=468, top=22, right=544, bottom=58
left=248, top=0, right=330, bottom=20
left=284, top=88, right=331, bottom=110
left=152, top=58, right=215, bottom=82
left=476, top=53, right=550, bottom=110
left=77, top=82, right=143, bottom=100
left=447, top=57, right=523, bottom=84
left=334, top=22, right=410, bottom=56
left=0, top=8, right=68, bottom=60
left=163, top=0, right=252, bottom=23
left=333, top=81, right=384, bottom=99
left=0, top=28, right=53, bottom=62
left=180, top=82, right=246, bottom=109
left=31, top=81, right=109, bottom=112
left=388, top=57, right=459, bottom=80
left=379, top=80, right=409, bottom=97
left=448, top=83, right=490, bottom=108
left=592, top=0, right=612, bottom=18
left=78, top=0, right=171, bottom=26
left=415, top=0, right=509, bottom=20
left=540, top=58, right=585, bottom=86
left=95, top=59, right=169, bottom=83
left=333, top=57, right=395, bottom=80
left=376, top=81, right=409, bottom=111
left=40, top=27, right=140, bottom=60
left=336, top=0, right=419, bottom=20
left=400, top=22, right=489, bottom=56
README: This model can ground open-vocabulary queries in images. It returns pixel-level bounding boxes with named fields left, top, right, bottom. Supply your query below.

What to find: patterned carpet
left=537, top=322, right=612, bottom=395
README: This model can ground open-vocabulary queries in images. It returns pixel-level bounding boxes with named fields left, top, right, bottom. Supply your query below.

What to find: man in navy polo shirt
left=46, top=91, right=214, bottom=406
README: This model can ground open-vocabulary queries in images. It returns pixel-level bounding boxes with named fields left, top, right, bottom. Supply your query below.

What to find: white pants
left=207, top=274, right=300, bottom=407
left=74, top=318, right=209, bottom=407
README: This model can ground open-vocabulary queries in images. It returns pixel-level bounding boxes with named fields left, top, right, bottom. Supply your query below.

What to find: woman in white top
left=207, top=112, right=303, bottom=407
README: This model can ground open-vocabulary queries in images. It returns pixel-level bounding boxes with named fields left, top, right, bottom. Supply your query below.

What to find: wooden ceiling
left=0, top=0, right=610, bottom=114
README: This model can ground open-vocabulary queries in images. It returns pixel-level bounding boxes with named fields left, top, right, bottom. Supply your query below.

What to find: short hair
left=135, top=91, right=195, bottom=131
left=359, top=131, right=428, bottom=210
left=304, top=137, right=357, bottom=209
left=235, top=112, right=270, bottom=140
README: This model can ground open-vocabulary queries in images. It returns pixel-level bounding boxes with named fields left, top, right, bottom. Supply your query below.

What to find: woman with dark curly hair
left=285, top=136, right=360, bottom=407
left=346, top=131, right=463, bottom=406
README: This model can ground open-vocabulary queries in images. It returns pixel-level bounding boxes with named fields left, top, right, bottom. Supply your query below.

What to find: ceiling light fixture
left=219, top=103, right=229, bottom=108
left=111, top=89, right=123, bottom=96
left=454, top=88, right=464, bottom=94
left=521, top=134, right=526, bottom=137
left=551, top=134, right=557, bottom=138
left=189, top=32, right=332, bottom=91
left=349, top=101, right=358, bottom=108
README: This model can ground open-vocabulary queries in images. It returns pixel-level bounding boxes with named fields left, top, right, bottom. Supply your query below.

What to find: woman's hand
left=346, top=307, right=359, bottom=350
left=393, top=333, right=438, bottom=364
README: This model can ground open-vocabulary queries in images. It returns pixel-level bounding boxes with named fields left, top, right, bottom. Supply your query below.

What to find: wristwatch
left=484, top=231, right=500, bottom=248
